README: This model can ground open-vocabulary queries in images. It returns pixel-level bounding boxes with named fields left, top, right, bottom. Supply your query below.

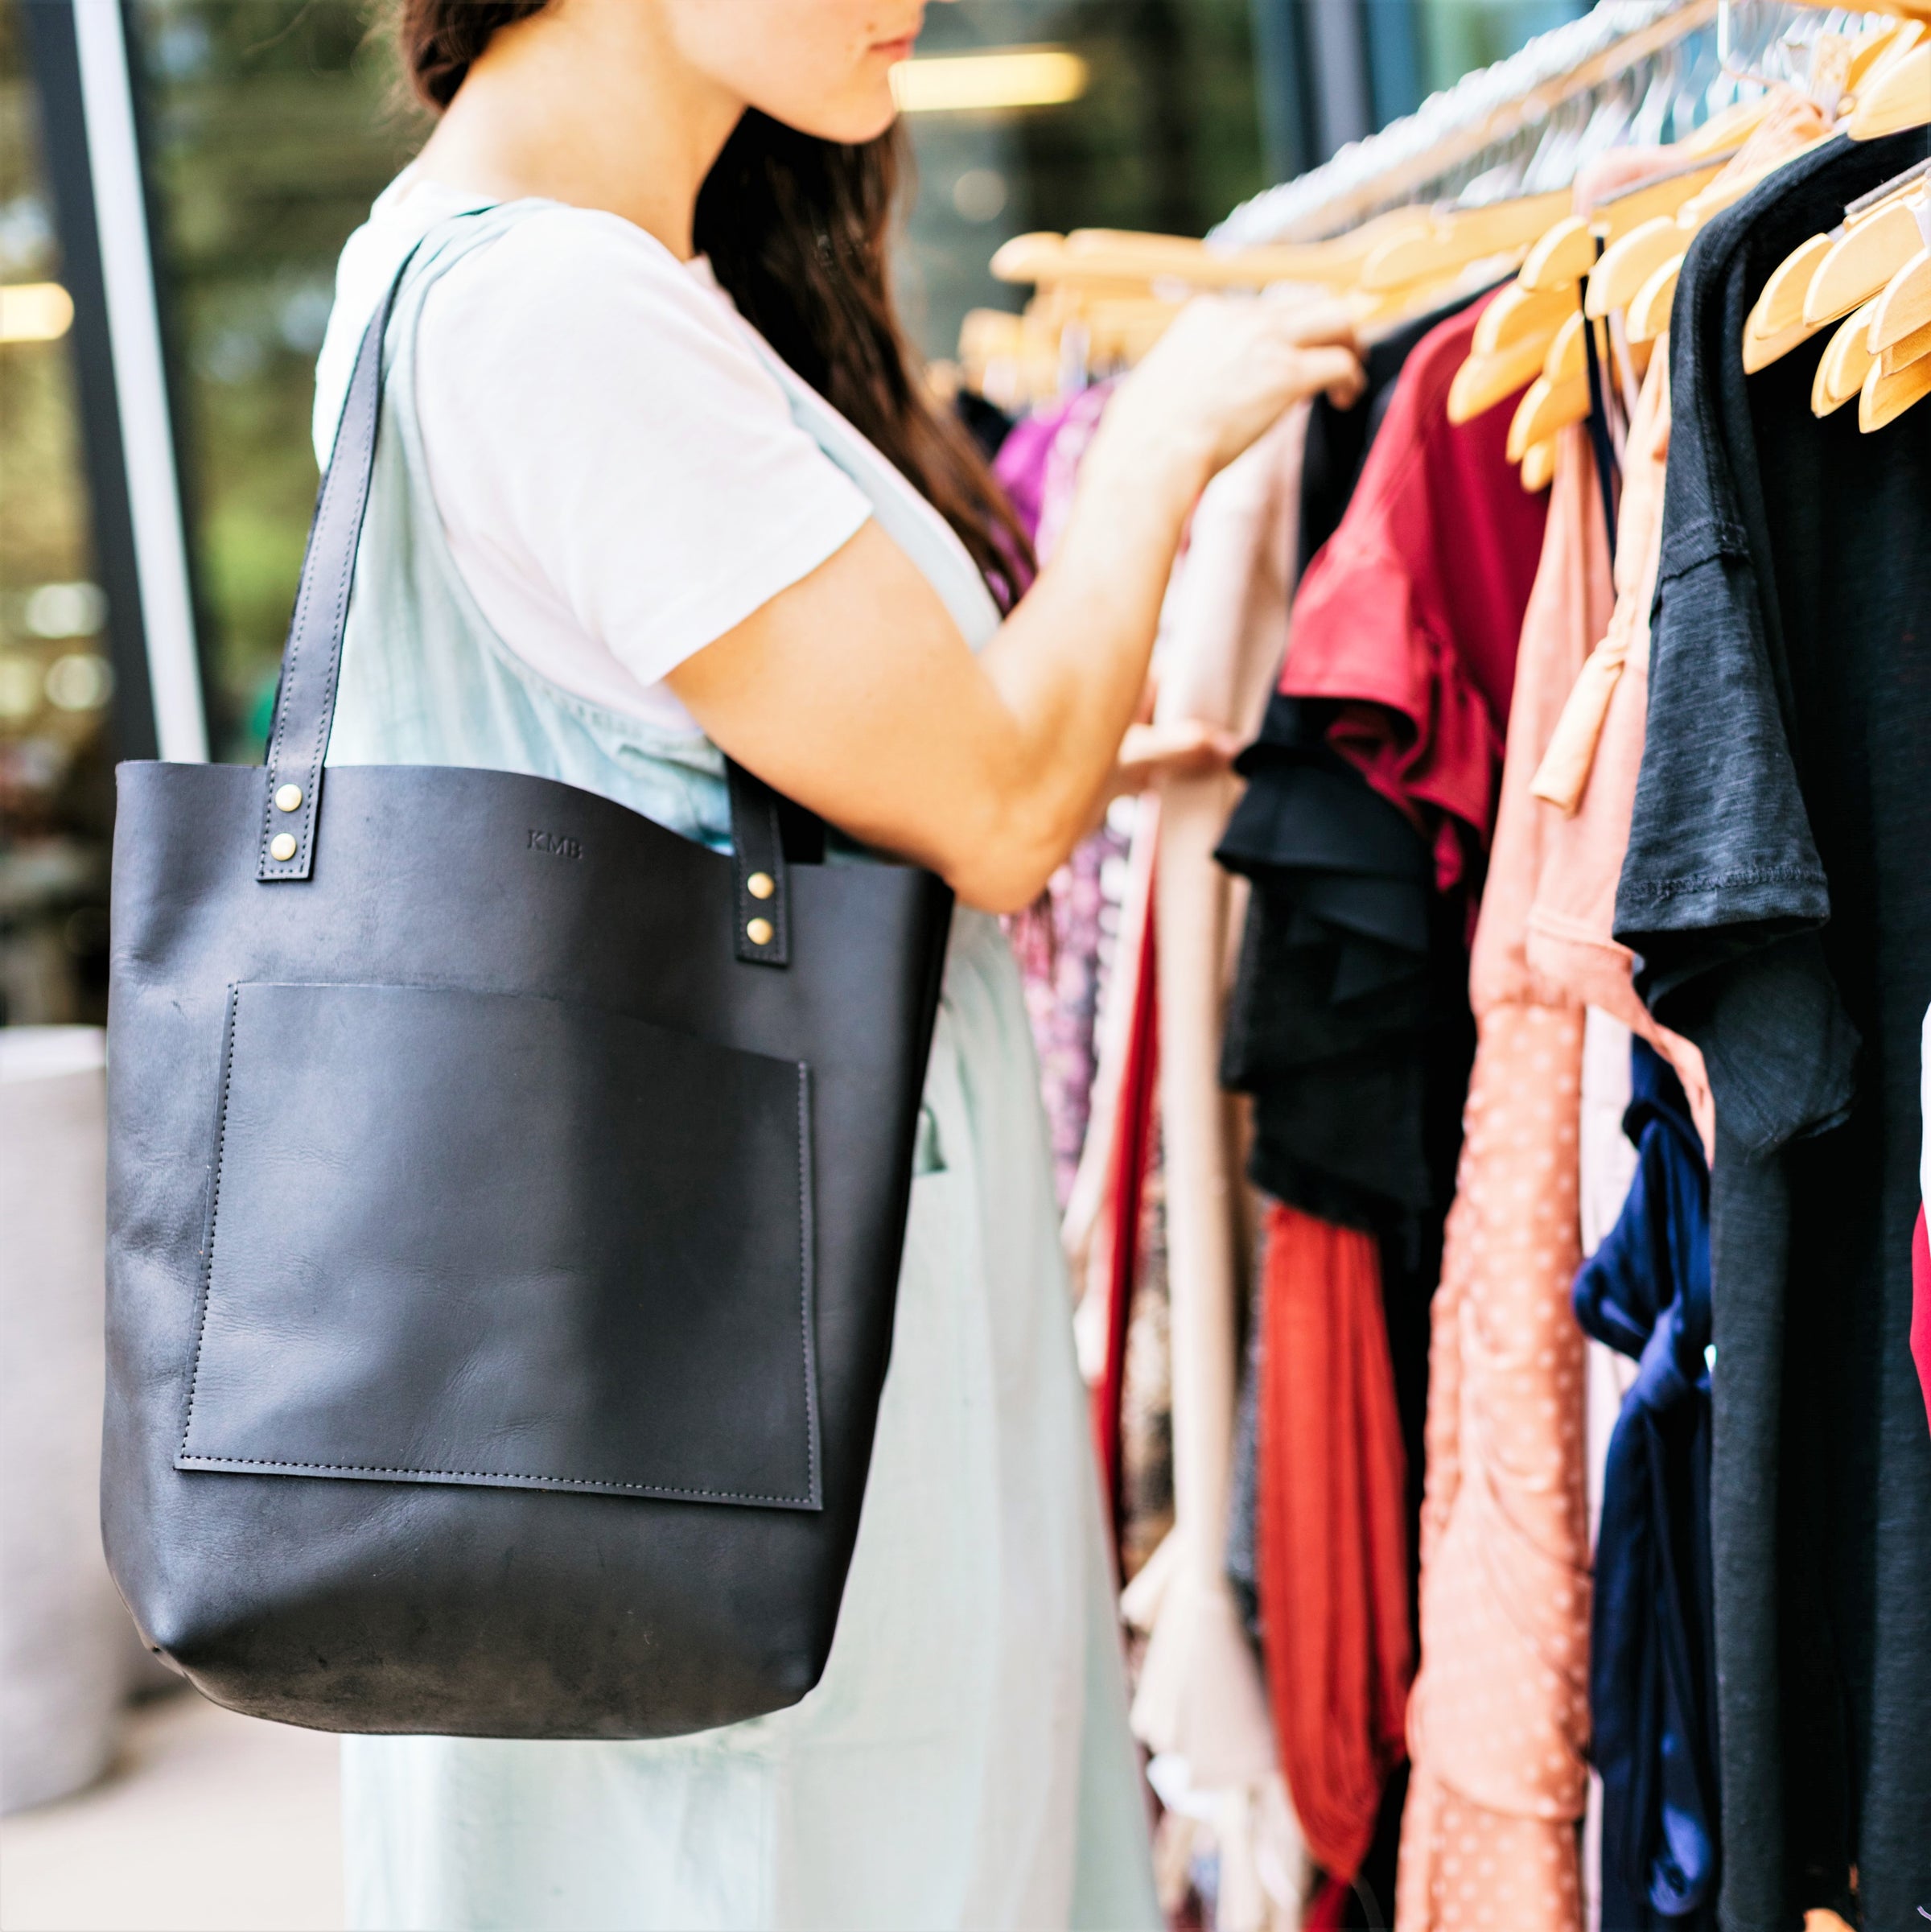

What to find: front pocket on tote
left=179, top=981, right=819, bottom=1509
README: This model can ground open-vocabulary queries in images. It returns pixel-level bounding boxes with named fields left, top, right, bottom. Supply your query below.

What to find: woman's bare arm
left=668, top=296, right=1360, bottom=912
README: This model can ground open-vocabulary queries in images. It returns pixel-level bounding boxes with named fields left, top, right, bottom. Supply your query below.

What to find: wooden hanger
left=990, top=212, right=1436, bottom=295
left=1675, top=128, right=1837, bottom=228
left=1849, top=39, right=1931, bottom=138
left=1447, top=328, right=1553, bottom=422
left=1451, top=144, right=1743, bottom=422
left=1743, top=159, right=1929, bottom=371
left=1587, top=215, right=1688, bottom=315
left=1542, top=309, right=1590, bottom=383
left=1517, top=215, right=1598, bottom=292
left=1803, top=170, right=1930, bottom=324
left=1506, top=369, right=1591, bottom=462
left=1860, top=348, right=1931, bottom=426
left=1833, top=250, right=1931, bottom=429
left=956, top=307, right=1062, bottom=409
left=1501, top=306, right=1619, bottom=457
left=1808, top=283, right=1931, bottom=429
left=979, top=20, right=1923, bottom=412
left=1882, top=312, right=1931, bottom=368
left=973, top=225, right=1340, bottom=400
left=1512, top=147, right=1739, bottom=297
left=1796, top=205, right=1931, bottom=430
left=1848, top=16, right=1924, bottom=93
left=1472, top=279, right=1576, bottom=351
left=1810, top=296, right=1884, bottom=412
left=1869, top=239, right=1931, bottom=348
left=1513, top=149, right=1727, bottom=294
left=1749, top=233, right=1835, bottom=335
left=1354, top=188, right=1572, bottom=290
left=1627, top=251, right=1684, bottom=342
left=1484, top=106, right=1819, bottom=442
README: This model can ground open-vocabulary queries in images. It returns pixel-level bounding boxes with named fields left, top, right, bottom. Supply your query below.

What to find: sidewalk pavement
left=0, top=1687, right=342, bottom=1931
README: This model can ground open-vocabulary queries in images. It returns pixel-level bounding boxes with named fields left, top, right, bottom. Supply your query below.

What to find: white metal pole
left=71, top=0, right=208, bottom=764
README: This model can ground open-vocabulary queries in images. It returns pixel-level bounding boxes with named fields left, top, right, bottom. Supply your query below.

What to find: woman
left=322, top=2, right=1360, bottom=1924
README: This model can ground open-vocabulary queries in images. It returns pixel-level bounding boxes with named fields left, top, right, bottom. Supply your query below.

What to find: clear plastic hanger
left=1331, top=1, right=1834, bottom=237
left=1666, top=25, right=1723, bottom=138
left=1706, top=0, right=1822, bottom=117
left=1521, top=93, right=1595, bottom=193
left=1572, top=69, right=1645, bottom=172
left=1629, top=42, right=1685, bottom=147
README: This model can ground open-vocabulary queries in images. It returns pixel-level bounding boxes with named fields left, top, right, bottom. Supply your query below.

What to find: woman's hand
left=1111, top=718, right=1243, bottom=799
left=1088, top=295, right=1364, bottom=513
left=670, top=296, right=1361, bottom=912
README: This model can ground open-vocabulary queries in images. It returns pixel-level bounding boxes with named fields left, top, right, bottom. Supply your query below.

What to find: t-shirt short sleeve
left=411, top=207, right=873, bottom=687
left=1612, top=151, right=1863, bottom=1156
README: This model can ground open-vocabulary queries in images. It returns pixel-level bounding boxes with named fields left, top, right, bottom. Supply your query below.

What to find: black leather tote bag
left=102, top=263, right=952, bottom=1738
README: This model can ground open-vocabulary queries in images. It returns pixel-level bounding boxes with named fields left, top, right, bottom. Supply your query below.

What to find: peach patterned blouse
left=1523, top=348, right=1715, bottom=1154
left=1396, top=427, right=1608, bottom=1931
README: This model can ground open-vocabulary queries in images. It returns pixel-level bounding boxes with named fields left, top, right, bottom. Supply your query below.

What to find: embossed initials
left=527, top=829, right=583, bottom=859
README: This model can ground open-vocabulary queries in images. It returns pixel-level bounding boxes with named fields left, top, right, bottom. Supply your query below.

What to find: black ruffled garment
left=1218, top=695, right=1470, bottom=1247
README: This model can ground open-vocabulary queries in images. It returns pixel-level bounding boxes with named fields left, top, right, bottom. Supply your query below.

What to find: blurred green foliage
left=1417, top=0, right=1593, bottom=97
left=1, top=0, right=90, bottom=602
left=135, top=0, right=418, bottom=753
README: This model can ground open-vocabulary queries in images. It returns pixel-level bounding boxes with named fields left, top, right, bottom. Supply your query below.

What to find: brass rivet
left=274, top=783, right=303, bottom=813
left=269, top=832, right=298, bottom=863
left=747, top=870, right=776, bottom=900
left=746, top=917, right=774, bottom=946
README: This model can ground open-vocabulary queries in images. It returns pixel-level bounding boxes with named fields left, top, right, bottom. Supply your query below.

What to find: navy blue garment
left=1574, top=1040, right=1717, bottom=1930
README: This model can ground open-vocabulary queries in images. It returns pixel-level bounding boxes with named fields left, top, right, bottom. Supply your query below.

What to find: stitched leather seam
left=182, top=983, right=816, bottom=1507
left=261, top=339, right=348, bottom=871
left=261, top=303, right=381, bottom=877
left=296, top=394, right=377, bottom=862
left=729, top=768, right=787, bottom=964
left=180, top=987, right=243, bottom=1457
left=259, top=501, right=315, bottom=868
left=797, top=1065, right=818, bottom=1507
left=174, top=1455, right=809, bottom=1505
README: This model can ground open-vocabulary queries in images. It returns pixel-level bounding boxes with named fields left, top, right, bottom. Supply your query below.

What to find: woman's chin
left=760, top=81, right=900, bottom=146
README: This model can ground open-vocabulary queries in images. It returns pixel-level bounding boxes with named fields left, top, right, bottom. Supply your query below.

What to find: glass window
left=1414, top=0, right=1591, bottom=100
left=900, top=0, right=1266, bottom=364
left=1, top=0, right=115, bottom=1026
left=133, top=0, right=414, bottom=759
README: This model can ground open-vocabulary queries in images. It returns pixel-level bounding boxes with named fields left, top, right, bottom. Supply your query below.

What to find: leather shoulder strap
left=253, top=225, right=820, bottom=970
left=257, top=257, right=410, bottom=883
left=727, top=760, right=791, bottom=967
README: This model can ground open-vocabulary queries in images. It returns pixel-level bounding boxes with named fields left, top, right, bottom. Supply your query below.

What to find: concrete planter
left=1, top=1027, right=162, bottom=1814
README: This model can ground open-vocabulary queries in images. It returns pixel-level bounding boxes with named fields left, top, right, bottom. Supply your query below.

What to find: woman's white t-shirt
left=316, top=168, right=875, bottom=735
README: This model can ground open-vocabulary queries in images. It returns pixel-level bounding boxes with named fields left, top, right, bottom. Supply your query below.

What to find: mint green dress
left=317, top=205, right=1159, bottom=1931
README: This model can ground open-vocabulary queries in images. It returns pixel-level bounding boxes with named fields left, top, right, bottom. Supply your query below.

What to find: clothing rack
left=990, top=6, right=1931, bottom=1921
left=1211, top=0, right=1851, bottom=245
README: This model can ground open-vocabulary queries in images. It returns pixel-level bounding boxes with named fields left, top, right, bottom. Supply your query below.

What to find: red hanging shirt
left=1279, top=295, right=1547, bottom=891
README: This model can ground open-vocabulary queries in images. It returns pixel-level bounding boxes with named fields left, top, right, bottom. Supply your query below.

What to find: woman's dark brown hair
left=394, top=0, right=1031, bottom=608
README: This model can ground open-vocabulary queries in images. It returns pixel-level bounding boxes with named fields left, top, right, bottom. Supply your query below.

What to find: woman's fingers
left=1269, top=293, right=1361, bottom=352
left=1077, top=293, right=1367, bottom=529
left=1115, top=717, right=1243, bottom=789
left=1295, top=342, right=1365, bottom=407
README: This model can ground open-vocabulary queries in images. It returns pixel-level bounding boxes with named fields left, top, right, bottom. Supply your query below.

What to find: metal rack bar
left=1215, top=0, right=1722, bottom=244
